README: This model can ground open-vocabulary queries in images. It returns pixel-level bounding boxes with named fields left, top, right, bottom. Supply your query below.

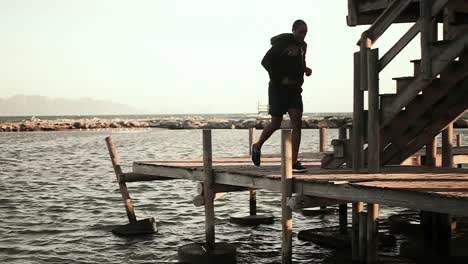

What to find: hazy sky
left=0, top=0, right=423, bottom=114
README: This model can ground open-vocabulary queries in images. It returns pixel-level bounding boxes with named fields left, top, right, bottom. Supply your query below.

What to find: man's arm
left=261, top=43, right=285, bottom=73
left=303, top=43, right=312, bottom=77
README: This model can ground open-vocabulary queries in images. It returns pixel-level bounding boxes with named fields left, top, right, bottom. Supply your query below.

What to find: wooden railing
left=352, top=0, right=448, bottom=176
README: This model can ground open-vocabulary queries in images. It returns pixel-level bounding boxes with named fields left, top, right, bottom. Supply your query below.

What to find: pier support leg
left=339, top=204, right=348, bottom=234
left=456, top=134, right=463, bottom=168
left=203, top=129, right=215, bottom=251
left=281, top=129, right=293, bottom=264
left=319, top=127, right=327, bottom=152
left=352, top=202, right=364, bottom=262
left=178, top=130, right=237, bottom=263
left=359, top=212, right=367, bottom=263
left=366, top=204, right=379, bottom=264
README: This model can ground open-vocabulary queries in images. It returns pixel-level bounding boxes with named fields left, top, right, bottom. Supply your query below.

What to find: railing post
left=352, top=51, right=364, bottom=172
left=368, top=48, right=380, bottom=173
left=421, top=0, right=435, bottom=79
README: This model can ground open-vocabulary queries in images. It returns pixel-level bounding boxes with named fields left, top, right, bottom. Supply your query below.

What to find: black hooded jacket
left=261, top=33, right=307, bottom=93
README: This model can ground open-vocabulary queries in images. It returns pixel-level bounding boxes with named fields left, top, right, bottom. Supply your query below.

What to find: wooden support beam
left=287, top=195, right=346, bottom=210
left=421, top=0, right=435, bottom=80
left=442, top=123, right=454, bottom=167
left=202, top=129, right=215, bottom=251
left=353, top=51, right=364, bottom=172
left=366, top=204, right=380, bottom=264
left=352, top=202, right=364, bottom=261
left=120, top=172, right=174, bottom=182
left=105, top=136, right=137, bottom=223
left=319, top=127, right=327, bottom=152
left=359, top=212, right=367, bottom=263
left=339, top=204, right=348, bottom=235
left=347, top=0, right=358, bottom=26
left=281, top=129, right=293, bottom=264
left=363, top=0, right=413, bottom=43
left=456, top=134, right=463, bottom=147
left=196, top=182, right=250, bottom=194
left=425, top=136, right=438, bottom=167
left=367, top=48, right=380, bottom=173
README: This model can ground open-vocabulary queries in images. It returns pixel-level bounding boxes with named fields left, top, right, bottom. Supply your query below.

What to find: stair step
left=392, top=77, right=415, bottom=94
left=410, top=59, right=421, bottom=76
left=380, top=94, right=397, bottom=123
left=431, top=40, right=452, bottom=57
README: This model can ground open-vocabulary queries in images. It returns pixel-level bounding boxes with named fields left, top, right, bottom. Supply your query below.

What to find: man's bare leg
left=288, top=108, right=303, bottom=163
left=253, top=115, right=283, bottom=151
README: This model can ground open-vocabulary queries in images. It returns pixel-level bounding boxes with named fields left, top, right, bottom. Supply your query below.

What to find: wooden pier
left=103, top=1, right=468, bottom=263
left=104, top=127, right=468, bottom=263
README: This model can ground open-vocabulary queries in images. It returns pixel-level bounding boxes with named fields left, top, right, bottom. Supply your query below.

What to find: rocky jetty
left=1, top=116, right=467, bottom=132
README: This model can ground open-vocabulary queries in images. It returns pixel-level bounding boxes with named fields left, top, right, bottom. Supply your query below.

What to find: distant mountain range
left=0, top=95, right=144, bottom=116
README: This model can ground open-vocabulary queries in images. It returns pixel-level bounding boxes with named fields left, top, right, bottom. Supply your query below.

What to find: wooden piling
left=105, top=136, right=137, bottom=223
left=352, top=202, right=364, bottom=261
left=248, top=128, right=257, bottom=216
left=442, top=123, right=454, bottom=167
left=339, top=126, right=347, bottom=140
left=359, top=211, right=367, bottom=262
left=457, top=134, right=463, bottom=168
left=456, top=134, right=463, bottom=147
left=249, top=128, right=256, bottom=155
left=339, top=204, right=348, bottom=234
left=202, top=129, right=215, bottom=251
left=366, top=204, right=380, bottom=264
left=337, top=108, right=348, bottom=234
left=352, top=51, right=364, bottom=172
left=367, top=48, right=380, bottom=173
left=425, top=136, right=437, bottom=167
left=281, top=129, right=293, bottom=264
left=319, top=127, right=327, bottom=152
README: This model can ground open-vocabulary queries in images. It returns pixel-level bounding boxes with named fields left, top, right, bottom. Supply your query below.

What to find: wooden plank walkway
left=133, top=155, right=468, bottom=217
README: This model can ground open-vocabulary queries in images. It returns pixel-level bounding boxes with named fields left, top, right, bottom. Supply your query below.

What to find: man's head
left=292, top=19, right=308, bottom=42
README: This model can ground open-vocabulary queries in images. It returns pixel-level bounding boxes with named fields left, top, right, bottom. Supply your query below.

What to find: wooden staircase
left=322, top=0, right=468, bottom=170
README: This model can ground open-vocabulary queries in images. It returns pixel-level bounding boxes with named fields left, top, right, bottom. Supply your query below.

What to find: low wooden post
left=367, top=48, right=380, bottom=173
left=249, top=128, right=257, bottom=216
left=319, top=127, right=327, bottom=152
left=456, top=134, right=463, bottom=168
left=359, top=211, right=368, bottom=263
left=203, top=129, right=215, bottom=251
left=456, top=134, right=463, bottom=147
left=366, top=204, right=380, bottom=264
left=105, top=136, right=137, bottom=223
left=352, top=202, right=364, bottom=261
left=281, top=129, right=293, bottom=264
left=442, top=123, right=453, bottom=167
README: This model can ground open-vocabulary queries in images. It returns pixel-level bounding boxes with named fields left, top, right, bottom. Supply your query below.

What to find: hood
left=270, top=33, right=295, bottom=46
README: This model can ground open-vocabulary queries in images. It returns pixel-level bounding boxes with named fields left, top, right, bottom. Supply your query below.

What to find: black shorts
left=268, top=88, right=303, bottom=117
